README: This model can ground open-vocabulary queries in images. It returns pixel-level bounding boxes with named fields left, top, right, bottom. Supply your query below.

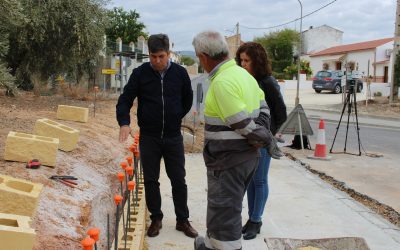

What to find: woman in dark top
left=235, top=42, right=287, bottom=240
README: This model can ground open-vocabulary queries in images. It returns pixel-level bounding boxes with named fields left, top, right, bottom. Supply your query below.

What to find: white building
left=302, top=25, right=343, bottom=55
left=309, top=38, right=394, bottom=83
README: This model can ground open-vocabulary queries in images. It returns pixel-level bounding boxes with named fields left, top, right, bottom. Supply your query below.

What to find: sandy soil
left=0, top=91, right=134, bottom=249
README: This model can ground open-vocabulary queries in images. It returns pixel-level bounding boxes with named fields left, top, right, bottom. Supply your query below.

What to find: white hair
left=192, top=30, right=229, bottom=60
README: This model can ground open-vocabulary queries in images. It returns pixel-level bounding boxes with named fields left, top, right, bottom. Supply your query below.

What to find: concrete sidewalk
left=146, top=154, right=400, bottom=250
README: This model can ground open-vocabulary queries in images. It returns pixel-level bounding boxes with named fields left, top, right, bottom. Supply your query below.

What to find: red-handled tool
left=26, top=159, right=41, bottom=169
left=50, top=175, right=78, bottom=188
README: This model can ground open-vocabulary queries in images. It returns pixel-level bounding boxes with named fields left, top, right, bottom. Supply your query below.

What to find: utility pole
left=295, top=0, right=303, bottom=106
left=390, top=0, right=400, bottom=103
left=236, top=22, right=240, bottom=51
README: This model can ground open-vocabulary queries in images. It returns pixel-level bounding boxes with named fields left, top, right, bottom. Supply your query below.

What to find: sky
left=108, top=0, right=396, bottom=52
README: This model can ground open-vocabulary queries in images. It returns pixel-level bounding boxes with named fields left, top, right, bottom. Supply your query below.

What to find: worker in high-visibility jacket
left=192, top=30, right=283, bottom=250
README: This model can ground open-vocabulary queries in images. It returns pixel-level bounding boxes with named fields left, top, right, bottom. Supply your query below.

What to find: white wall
left=309, top=55, right=343, bottom=73
left=302, top=25, right=343, bottom=54
left=345, top=50, right=375, bottom=76
left=376, top=42, right=393, bottom=61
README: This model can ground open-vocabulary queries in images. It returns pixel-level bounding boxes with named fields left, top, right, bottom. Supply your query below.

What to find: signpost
left=102, top=69, right=118, bottom=75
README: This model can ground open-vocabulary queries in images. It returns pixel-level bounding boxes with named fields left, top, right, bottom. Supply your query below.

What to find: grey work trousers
left=205, top=158, right=259, bottom=250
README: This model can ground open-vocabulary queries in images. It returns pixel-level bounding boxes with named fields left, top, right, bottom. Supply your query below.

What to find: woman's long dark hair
left=235, top=42, right=272, bottom=80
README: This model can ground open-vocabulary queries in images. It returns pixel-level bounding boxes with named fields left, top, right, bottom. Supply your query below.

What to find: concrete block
left=34, top=118, right=79, bottom=151
left=56, top=105, right=89, bottom=123
left=0, top=213, right=36, bottom=250
left=0, top=174, right=43, bottom=217
left=4, top=131, right=59, bottom=167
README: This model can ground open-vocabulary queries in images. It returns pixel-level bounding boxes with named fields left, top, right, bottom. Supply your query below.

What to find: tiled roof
left=310, top=38, right=393, bottom=57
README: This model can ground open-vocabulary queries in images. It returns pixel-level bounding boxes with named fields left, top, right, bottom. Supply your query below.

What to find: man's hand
left=266, top=137, right=285, bottom=159
left=119, top=125, right=132, bottom=142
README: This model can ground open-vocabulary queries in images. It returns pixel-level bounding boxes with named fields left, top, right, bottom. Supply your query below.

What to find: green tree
left=0, top=0, right=23, bottom=96
left=7, top=0, right=108, bottom=91
left=105, top=7, right=147, bottom=45
left=283, top=60, right=313, bottom=79
left=254, top=29, right=299, bottom=77
left=180, top=55, right=195, bottom=66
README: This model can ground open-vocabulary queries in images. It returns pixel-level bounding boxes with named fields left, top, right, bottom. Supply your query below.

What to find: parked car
left=312, top=70, right=363, bottom=94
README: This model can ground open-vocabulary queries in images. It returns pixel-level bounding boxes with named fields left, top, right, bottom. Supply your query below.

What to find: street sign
left=102, top=68, right=117, bottom=75
left=278, top=104, right=314, bottom=135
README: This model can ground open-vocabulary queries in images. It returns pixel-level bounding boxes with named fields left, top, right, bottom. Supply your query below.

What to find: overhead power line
left=240, top=0, right=338, bottom=30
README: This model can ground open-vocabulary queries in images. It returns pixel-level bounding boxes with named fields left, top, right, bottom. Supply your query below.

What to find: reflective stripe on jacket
left=203, top=59, right=271, bottom=170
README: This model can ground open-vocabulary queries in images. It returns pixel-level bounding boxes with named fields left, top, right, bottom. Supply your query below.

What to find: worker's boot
left=194, top=236, right=214, bottom=250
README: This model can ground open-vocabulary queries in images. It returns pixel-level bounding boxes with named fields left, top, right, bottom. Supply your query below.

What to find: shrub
left=373, top=91, right=382, bottom=97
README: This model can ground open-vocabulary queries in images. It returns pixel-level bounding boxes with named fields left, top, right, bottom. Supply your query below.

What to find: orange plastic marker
left=126, top=166, right=134, bottom=177
left=117, top=172, right=124, bottom=182
left=126, top=156, right=133, bottom=166
left=81, top=237, right=95, bottom=250
left=114, top=195, right=123, bottom=205
left=87, top=227, right=100, bottom=241
left=128, top=181, right=135, bottom=191
left=128, top=145, right=135, bottom=153
left=120, top=162, right=127, bottom=170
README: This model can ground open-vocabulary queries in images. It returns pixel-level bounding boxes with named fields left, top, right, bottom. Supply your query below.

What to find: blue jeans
left=246, top=148, right=271, bottom=222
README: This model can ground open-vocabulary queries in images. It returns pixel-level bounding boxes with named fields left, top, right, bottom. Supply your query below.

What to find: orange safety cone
left=308, top=119, right=331, bottom=160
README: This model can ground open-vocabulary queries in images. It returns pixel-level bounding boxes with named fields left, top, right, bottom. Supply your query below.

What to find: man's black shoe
left=176, top=221, right=199, bottom=238
left=147, top=219, right=162, bottom=237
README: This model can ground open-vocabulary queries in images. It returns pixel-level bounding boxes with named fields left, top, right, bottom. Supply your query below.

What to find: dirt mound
left=0, top=92, right=130, bottom=249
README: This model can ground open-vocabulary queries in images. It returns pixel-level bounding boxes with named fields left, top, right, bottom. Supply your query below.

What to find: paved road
left=306, top=119, right=400, bottom=157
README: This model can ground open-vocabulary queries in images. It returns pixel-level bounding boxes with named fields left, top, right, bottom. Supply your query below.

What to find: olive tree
left=7, top=0, right=108, bottom=91
left=0, top=0, right=23, bottom=96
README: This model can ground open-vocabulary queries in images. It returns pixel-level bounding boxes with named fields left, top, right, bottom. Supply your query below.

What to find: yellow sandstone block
left=0, top=174, right=43, bottom=217
left=4, top=131, right=59, bottom=167
left=0, top=213, right=36, bottom=250
left=34, top=118, right=79, bottom=151
left=57, top=105, right=89, bottom=123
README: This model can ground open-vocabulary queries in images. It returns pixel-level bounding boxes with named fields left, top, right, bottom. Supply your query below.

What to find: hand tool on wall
left=49, top=175, right=78, bottom=188
left=26, top=159, right=41, bottom=169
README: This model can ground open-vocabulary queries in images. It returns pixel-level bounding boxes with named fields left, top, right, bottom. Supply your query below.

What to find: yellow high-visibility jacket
left=203, top=59, right=272, bottom=169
